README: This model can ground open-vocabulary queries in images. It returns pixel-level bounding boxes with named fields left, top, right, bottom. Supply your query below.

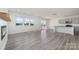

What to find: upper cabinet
left=0, top=9, right=11, bottom=21
left=59, top=16, right=79, bottom=24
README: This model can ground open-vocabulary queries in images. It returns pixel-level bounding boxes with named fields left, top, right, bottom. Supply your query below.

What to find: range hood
left=0, top=12, right=11, bottom=21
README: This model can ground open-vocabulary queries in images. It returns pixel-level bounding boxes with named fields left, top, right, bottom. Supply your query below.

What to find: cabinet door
left=59, top=19, right=65, bottom=24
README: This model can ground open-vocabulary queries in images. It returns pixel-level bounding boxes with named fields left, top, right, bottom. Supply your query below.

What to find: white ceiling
left=8, top=8, right=79, bottom=19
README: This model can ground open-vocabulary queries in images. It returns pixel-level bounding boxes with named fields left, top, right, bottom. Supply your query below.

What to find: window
left=15, top=17, right=34, bottom=26
left=24, top=18, right=30, bottom=25
left=24, top=18, right=34, bottom=26
left=28, top=19, right=34, bottom=26
left=16, top=17, right=24, bottom=25
left=29, top=19, right=32, bottom=23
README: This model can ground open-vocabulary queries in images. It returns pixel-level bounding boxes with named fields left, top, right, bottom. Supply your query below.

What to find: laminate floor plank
left=5, top=30, right=79, bottom=50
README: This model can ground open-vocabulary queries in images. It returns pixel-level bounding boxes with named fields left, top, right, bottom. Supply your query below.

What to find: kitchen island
left=55, top=26, right=74, bottom=35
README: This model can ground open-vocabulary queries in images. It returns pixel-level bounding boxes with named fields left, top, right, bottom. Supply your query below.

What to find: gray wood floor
left=5, top=30, right=79, bottom=50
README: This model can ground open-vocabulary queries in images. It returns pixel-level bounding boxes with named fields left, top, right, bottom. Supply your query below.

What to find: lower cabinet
left=55, top=26, right=74, bottom=35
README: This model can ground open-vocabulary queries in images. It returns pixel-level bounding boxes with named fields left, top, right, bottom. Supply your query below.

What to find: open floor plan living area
left=0, top=8, right=79, bottom=50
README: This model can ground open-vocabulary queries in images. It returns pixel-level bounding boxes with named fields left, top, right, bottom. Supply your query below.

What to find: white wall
left=47, top=18, right=60, bottom=30
left=8, top=13, right=41, bottom=34
left=0, top=8, right=8, bottom=13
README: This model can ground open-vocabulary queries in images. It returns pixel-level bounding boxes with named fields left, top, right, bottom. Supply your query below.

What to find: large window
left=16, top=17, right=24, bottom=25
left=15, top=17, right=34, bottom=26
